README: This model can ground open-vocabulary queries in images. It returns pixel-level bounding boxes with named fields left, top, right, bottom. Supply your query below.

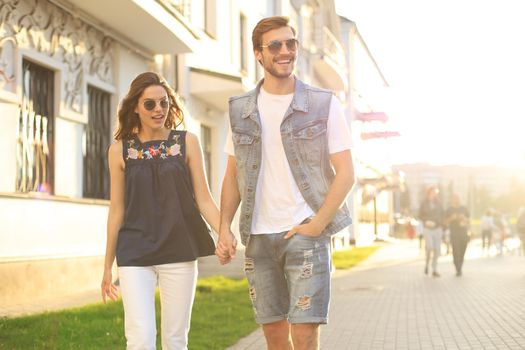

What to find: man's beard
left=262, top=55, right=296, bottom=79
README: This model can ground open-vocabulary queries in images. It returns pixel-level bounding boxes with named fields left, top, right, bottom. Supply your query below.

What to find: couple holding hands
left=101, top=16, right=354, bottom=350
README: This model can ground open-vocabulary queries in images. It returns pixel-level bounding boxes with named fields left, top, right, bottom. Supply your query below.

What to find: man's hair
left=252, top=16, right=296, bottom=51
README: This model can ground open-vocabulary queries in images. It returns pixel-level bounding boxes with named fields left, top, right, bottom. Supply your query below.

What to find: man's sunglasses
left=260, top=38, right=299, bottom=55
left=143, top=99, right=169, bottom=111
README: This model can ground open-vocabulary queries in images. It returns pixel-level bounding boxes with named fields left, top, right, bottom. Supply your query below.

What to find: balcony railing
left=159, top=0, right=208, bottom=34
left=163, top=0, right=191, bottom=20
left=316, top=26, right=346, bottom=72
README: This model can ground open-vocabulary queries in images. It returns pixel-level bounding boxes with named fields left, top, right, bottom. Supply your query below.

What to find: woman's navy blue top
left=116, top=130, right=215, bottom=267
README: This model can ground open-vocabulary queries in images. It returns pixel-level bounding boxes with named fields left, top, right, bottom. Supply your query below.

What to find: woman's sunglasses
left=260, top=38, right=299, bottom=55
left=143, top=99, right=169, bottom=111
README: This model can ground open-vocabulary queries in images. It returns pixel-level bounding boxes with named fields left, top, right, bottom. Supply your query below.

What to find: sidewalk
left=4, top=239, right=524, bottom=350
left=227, top=239, right=525, bottom=350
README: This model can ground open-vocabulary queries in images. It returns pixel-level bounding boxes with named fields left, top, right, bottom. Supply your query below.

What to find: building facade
left=0, top=0, right=390, bottom=307
left=339, top=16, right=400, bottom=245
left=0, top=0, right=268, bottom=308
left=393, top=163, right=525, bottom=218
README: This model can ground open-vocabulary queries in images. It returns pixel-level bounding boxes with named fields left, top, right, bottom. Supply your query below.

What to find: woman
left=101, top=72, right=219, bottom=350
left=419, top=186, right=444, bottom=277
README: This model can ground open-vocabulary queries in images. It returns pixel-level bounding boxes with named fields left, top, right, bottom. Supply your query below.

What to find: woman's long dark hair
left=114, top=72, right=185, bottom=140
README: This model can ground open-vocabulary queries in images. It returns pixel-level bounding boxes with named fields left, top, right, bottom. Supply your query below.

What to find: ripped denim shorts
left=244, top=231, right=332, bottom=324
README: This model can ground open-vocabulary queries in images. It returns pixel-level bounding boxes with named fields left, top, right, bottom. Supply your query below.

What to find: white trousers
left=118, top=260, right=198, bottom=350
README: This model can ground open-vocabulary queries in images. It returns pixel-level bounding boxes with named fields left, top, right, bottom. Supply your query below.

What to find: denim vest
left=229, top=78, right=352, bottom=246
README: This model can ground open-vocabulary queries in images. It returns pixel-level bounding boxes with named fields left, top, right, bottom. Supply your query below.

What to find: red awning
left=355, top=112, right=388, bottom=122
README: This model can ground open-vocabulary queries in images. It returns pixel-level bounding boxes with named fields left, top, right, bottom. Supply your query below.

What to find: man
left=444, top=194, right=470, bottom=276
left=419, top=186, right=444, bottom=277
left=216, top=16, right=354, bottom=350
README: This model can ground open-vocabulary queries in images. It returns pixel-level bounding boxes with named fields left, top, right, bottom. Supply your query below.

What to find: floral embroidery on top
left=126, top=133, right=182, bottom=160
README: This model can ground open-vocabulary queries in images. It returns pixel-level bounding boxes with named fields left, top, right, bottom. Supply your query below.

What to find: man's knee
left=291, top=323, right=320, bottom=349
left=262, top=320, right=291, bottom=344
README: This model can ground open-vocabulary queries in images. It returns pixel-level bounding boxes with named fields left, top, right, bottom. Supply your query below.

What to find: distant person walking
left=493, top=211, right=508, bottom=255
left=480, top=209, right=495, bottom=252
left=415, top=218, right=424, bottom=250
left=516, top=207, right=525, bottom=256
left=406, top=217, right=416, bottom=240
left=445, top=194, right=470, bottom=276
left=419, top=186, right=444, bottom=277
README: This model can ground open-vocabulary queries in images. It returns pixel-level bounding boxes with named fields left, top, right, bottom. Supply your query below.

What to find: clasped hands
left=215, top=220, right=324, bottom=265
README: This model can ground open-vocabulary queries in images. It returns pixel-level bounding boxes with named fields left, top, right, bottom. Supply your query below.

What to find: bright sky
left=336, top=0, right=525, bottom=168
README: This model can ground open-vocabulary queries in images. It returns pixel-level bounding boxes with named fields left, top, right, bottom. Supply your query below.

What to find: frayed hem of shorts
left=256, top=315, right=288, bottom=325
left=288, top=317, right=328, bottom=325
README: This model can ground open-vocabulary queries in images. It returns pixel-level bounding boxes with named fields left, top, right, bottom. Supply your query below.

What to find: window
left=200, top=125, right=212, bottom=187
left=164, top=0, right=217, bottom=37
left=190, top=0, right=205, bottom=30
left=83, top=86, right=111, bottom=199
left=240, top=14, right=248, bottom=73
left=168, top=0, right=208, bottom=32
left=16, top=60, right=55, bottom=194
left=204, top=0, right=217, bottom=37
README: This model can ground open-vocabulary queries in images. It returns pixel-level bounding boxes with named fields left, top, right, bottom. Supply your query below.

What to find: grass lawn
left=332, top=246, right=379, bottom=270
left=0, top=276, right=256, bottom=350
left=0, top=246, right=378, bottom=349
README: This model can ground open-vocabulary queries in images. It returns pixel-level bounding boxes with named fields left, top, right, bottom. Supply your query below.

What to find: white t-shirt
left=225, top=87, right=353, bottom=235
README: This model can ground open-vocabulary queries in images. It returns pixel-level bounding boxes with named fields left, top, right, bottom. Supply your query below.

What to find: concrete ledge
left=0, top=256, right=107, bottom=309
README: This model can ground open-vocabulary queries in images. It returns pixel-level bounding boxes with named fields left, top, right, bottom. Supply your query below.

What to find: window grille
left=83, top=86, right=111, bottom=199
left=16, top=60, right=55, bottom=194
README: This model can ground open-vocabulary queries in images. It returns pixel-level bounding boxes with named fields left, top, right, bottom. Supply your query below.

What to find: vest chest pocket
left=293, top=122, right=326, bottom=139
left=293, top=122, right=327, bottom=165
left=232, top=131, right=257, bottom=170
left=233, top=132, right=255, bottom=145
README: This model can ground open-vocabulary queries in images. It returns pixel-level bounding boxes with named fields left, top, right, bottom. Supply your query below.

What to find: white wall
left=115, top=45, right=152, bottom=102
left=0, top=197, right=108, bottom=260
left=180, top=0, right=270, bottom=203
left=0, top=102, right=19, bottom=193
left=54, top=118, right=84, bottom=198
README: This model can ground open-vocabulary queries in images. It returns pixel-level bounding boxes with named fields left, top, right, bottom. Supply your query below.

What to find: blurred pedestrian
left=415, top=218, right=424, bottom=250
left=101, top=72, right=219, bottom=350
left=443, top=227, right=451, bottom=255
left=480, top=209, right=495, bottom=252
left=419, top=186, right=444, bottom=277
left=516, top=207, right=525, bottom=256
left=493, top=211, right=508, bottom=255
left=406, top=216, right=416, bottom=240
left=445, top=194, right=470, bottom=276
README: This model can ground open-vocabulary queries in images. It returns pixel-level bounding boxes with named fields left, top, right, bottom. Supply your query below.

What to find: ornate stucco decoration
left=0, top=0, right=114, bottom=113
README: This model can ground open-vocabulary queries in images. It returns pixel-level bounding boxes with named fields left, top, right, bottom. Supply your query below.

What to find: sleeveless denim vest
left=229, top=78, right=352, bottom=246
